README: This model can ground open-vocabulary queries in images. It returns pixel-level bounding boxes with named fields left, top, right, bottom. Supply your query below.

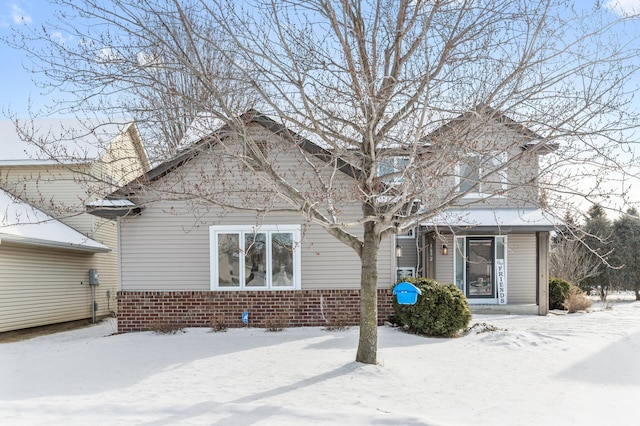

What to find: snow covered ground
left=1, top=298, right=639, bottom=425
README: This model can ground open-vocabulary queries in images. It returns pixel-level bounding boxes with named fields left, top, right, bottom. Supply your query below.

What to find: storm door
left=466, top=237, right=495, bottom=298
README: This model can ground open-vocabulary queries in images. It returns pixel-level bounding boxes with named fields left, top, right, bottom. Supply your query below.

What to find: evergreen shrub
left=549, top=277, right=572, bottom=310
left=392, top=277, right=471, bottom=337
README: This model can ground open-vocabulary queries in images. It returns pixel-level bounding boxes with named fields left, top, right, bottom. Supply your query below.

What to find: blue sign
left=242, top=311, right=249, bottom=324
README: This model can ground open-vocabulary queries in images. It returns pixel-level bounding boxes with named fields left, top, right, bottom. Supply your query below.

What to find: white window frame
left=456, top=153, right=507, bottom=196
left=397, top=227, right=416, bottom=239
left=378, top=156, right=409, bottom=184
left=210, top=224, right=302, bottom=290
left=396, top=267, right=415, bottom=281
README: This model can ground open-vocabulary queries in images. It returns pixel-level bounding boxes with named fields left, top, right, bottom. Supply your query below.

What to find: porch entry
left=455, top=236, right=506, bottom=303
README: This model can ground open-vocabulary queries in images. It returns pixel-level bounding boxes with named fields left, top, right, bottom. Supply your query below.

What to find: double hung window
left=210, top=225, right=301, bottom=290
left=378, top=156, right=409, bottom=184
left=457, top=153, right=507, bottom=195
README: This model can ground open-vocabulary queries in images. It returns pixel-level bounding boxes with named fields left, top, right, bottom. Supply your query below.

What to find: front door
left=466, top=237, right=494, bottom=298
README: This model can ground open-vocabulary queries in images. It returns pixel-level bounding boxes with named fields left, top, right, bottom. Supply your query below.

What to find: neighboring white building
left=0, top=119, right=150, bottom=333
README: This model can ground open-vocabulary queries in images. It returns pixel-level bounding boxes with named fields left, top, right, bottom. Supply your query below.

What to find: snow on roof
left=0, top=189, right=110, bottom=252
left=421, top=207, right=561, bottom=232
left=0, top=118, right=129, bottom=165
left=86, top=199, right=136, bottom=208
left=177, top=113, right=226, bottom=149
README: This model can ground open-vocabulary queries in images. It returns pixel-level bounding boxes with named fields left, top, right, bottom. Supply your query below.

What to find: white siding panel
left=435, top=235, right=455, bottom=284
left=0, top=131, right=143, bottom=331
left=506, top=234, right=537, bottom=303
left=0, top=164, right=96, bottom=232
left=0, top=244, right=98, bottom=332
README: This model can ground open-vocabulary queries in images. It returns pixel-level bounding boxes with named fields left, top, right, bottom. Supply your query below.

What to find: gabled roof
left=88, top=110, right=363, bottom=218
left=112, top=110, right=359, bottom=195
left=422, top=104, right=557, bottom=153
left=0, top=188, right=110, bottom=252
left=0, top=118, right=149, bottom=167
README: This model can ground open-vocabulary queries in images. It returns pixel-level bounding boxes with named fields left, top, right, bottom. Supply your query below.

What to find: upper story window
left=210, top=224, right=301, bottom=290
left=397, top=227, right=415, bottom=239
left=378, top=156, right=409, bottom=183
left=456, top=153, right=507, bottom=195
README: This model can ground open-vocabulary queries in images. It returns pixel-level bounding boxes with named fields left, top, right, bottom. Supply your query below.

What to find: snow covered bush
left=392, top=278, right=471, bottom=337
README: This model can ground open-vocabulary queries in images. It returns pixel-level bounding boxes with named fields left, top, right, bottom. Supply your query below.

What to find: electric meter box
left=89, top=269, right=100, bottom=285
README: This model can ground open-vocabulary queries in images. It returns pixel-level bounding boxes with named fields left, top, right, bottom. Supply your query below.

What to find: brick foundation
left=117, top=289, right=395, bottom=333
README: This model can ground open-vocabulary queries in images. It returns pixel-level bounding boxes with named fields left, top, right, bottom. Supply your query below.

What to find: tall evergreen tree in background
left=581, top=205, right=614, bottom=298
left=611, top=208, right=640, bottom=300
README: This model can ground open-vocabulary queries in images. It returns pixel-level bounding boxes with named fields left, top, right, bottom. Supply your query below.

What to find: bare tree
left=550, top=236, right=602, bottom=288
left=550, top=211, right=603, bottom=288
left=6, top=0, right=640, bottom=364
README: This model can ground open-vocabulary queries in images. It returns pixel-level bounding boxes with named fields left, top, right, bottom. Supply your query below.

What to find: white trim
left=117, top=216, right=123, bottom=291
left=422, top=208, right=559, bottom=231
left=397, top=227, right=415, bottom=239
left=396, top=267, right=415, bottom=281
left=209, top=224, right=301, bottom=291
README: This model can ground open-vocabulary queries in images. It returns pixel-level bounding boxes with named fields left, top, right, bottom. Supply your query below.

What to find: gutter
left=0, top=234, right=111, bottom=253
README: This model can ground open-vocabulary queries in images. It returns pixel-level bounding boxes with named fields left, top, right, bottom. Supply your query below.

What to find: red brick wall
left=117, top=289, right=395, bottom=333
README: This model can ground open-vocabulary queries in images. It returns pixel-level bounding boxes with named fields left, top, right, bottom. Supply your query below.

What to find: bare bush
left=209, top=315, right=227, bottom=332
left=563, top=287, right=593, bottom=314
left=264, top=314, right=289, bottom=332
left=148, top=322, right=186, bottom=334
left=324, top=314, right=351, bottom=332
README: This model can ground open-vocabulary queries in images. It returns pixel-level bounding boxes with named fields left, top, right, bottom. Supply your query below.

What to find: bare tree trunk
left=356, top=219, right=380, bottom=365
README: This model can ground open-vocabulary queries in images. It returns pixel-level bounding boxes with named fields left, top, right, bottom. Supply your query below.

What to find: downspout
left=117, top=216, right=122, bottom=293
left=91, top=283, right=96, bottom=323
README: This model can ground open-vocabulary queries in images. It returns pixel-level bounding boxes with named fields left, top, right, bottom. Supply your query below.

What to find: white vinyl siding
left=95, top=127, right=150, bottom=190
left=0, top=244, right=99, bottom=332
left=435, top=235, right=455, bottom=285
left=0, top=164, right=95, bottom=232
left=119, top=198, right=393, bottom=291
left=505, top=234, right=537, bottom=303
